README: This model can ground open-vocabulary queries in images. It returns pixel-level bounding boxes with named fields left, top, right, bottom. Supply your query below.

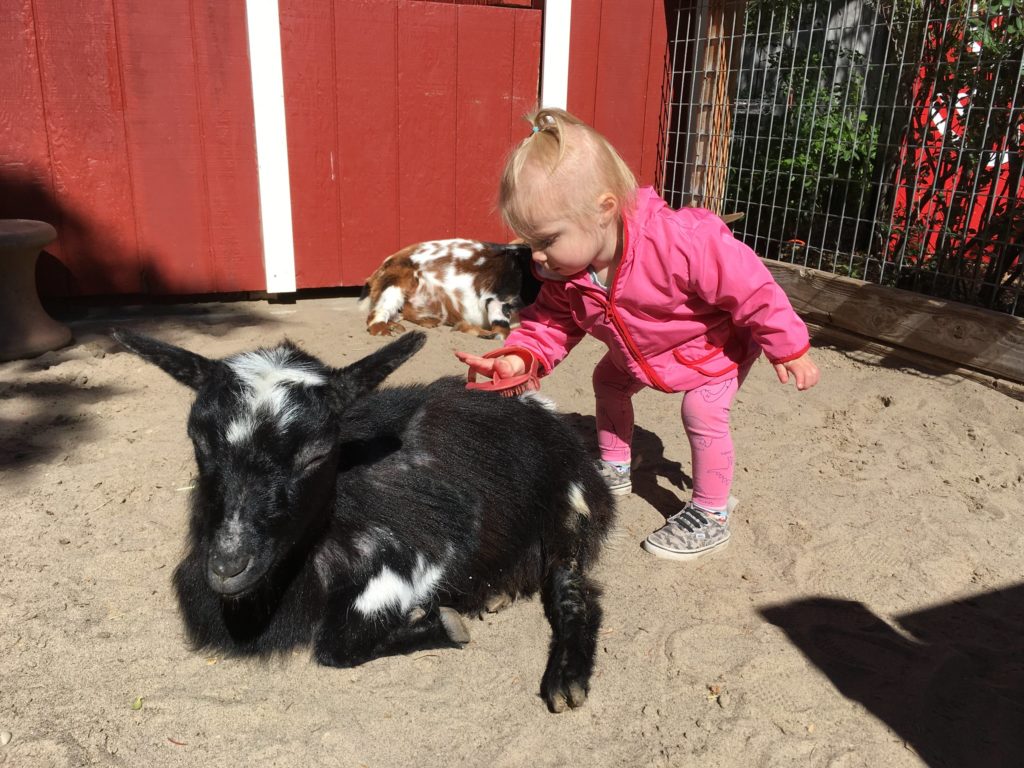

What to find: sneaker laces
left=669, top=505, right=710, bottom=532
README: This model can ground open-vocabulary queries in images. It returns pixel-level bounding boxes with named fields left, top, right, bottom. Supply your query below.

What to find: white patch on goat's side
left=354, top=567, right=411, bottom=616
left=410, top=240, right=478, bottom=265
left=440, top=268, right=483, bottom=325
left=568, top=482, right=590, bottom=518
left=412, top=241, right=446, bottom=260
left=353, top=554, right=443, bottom=617
left=518, top=391, right=557, bottom=411
left=371, top=285, right=406, bottom=325
left=449, top=245, right=478, bottom=261
left=410, top=273, right=448, bottom=322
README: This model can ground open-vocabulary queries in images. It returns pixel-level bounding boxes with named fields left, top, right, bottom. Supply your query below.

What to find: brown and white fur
left=359, top=239, right=539, bottom=338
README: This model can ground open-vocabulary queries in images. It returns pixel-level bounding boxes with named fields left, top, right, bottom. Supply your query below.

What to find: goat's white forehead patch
left=225, top=348, right=326, bottom=443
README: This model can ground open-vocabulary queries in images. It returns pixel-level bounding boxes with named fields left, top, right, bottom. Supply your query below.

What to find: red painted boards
left=23, top=0, right=140, bottom=295
left=455, top=4, right=514, bottom=239
left=280, top=0, right=346, bottom=289
left=568, top=0, right=668, bottom=190
left=0, top=0, right=69, bottom=293
left=335, top=1, right=402, bottom=286
left=4, top=0, right=263, bottom=297
left=114, top=0, right=263, bottom=294
left=8, top=0, right=540, bottom=294
left=396, top=1, right=459, bottom=246
left=283, top=0, right=541, bottom=288
left=189, top=1, right=264, bottom=293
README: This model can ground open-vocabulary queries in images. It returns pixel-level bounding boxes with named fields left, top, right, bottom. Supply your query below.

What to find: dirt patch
left=2, top=296, right=1022, bottom=767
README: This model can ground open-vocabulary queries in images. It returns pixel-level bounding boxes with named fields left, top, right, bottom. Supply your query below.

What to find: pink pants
left=593, top=353, right=750, bottom=510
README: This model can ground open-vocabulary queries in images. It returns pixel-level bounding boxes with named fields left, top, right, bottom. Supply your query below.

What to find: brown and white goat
left=358, top=239, right=539, bottom=338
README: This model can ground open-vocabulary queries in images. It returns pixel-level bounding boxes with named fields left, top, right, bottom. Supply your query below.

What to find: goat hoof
left=408, top=606, right=427, bottom=624
left=484, top=592, right=514, bottom=614
left=542, top=677, right=588, bottom=713
left=367, top=322, right=406, bottom=336
left=567, top=681, right=588, bottom=708
left=439, top=607, right=471, bottom=644
left=547, top=691, right=568, bottom=713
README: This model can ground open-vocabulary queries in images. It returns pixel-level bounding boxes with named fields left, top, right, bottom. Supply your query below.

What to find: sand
left=1, top=295, right=1022, bottom=767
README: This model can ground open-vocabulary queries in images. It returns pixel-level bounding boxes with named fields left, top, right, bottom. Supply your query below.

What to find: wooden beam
left=804, top=321, right=1024, bottom=400
left=763, top=260, right=1024, bottom=386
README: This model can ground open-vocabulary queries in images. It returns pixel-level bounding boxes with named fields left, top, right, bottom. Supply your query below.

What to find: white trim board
left=541, top=0, right=572, bottom=110
left=245, top=0, right=297, bottom=294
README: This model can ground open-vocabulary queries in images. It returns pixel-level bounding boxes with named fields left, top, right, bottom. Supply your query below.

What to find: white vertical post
left=245, top=0, right=297, bottom=294
left=540, top=0, right=572, bottom=110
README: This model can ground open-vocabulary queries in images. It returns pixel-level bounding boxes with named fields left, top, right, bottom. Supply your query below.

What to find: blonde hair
left=499, top=108, right=638, bottom=242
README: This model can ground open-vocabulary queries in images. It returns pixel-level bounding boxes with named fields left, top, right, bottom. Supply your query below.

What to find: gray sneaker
left=642, top=502, right=730, bottom=561
left=598, top=461, right=632, bottom=496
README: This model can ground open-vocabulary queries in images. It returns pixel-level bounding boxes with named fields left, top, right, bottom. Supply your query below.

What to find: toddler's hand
left=773, top=353, right=820, bottom=391
left=455, top=350, right=527, bottom=381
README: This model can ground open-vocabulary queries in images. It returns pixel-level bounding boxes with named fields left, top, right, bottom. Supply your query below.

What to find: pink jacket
left=505, top=187, right=810, bottom=393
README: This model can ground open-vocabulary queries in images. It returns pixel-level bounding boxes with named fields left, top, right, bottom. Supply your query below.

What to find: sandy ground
left=1, top=295, right=1023, bottom=768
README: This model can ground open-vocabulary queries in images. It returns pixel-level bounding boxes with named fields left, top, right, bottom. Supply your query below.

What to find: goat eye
left=300, top=451, right=331, bottom=471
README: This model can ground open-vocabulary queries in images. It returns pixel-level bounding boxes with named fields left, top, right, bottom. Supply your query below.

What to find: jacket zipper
left=599, top=222, right=673, bottom=393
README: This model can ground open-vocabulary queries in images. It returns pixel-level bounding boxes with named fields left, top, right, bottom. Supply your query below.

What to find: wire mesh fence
left=663, top=0, right=1024, bottom=317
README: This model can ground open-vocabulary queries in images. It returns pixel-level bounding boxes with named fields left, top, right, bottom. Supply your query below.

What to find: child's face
left=522, top=199, right=619, bottom=278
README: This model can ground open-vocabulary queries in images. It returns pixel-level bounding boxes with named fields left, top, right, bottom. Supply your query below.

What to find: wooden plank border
left=764, top=260, right=1024, bottom=386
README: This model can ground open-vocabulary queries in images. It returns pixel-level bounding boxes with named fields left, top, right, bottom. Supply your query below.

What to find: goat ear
left=112, top=328, right=219, bottom=390
left=328, top=331, right=426, bottom=409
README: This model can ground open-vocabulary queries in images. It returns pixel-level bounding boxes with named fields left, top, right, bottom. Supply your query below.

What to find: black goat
left=114, top=329, right=614, bottom=712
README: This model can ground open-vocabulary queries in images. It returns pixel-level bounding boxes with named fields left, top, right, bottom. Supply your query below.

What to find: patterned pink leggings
left=593, top=353, right=750, bottom=510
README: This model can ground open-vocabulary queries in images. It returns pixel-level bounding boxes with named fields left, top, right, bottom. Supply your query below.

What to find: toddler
left=457, top=108, right=820, bottom=561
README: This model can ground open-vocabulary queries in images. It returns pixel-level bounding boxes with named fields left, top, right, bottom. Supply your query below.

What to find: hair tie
left=531, top=125, right=540, bottom=133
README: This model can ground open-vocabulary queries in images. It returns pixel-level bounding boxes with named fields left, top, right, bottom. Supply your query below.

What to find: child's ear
left=597, top=193, right=619, bottom=227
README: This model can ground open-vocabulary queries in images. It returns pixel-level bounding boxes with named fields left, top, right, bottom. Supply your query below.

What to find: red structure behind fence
left=886, top=11, right=1023, bottom=281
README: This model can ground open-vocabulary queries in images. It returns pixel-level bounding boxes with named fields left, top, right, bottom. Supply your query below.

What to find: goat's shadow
left=562, top=414, right=692, bottom=521
left=761, top=586, right=1024, bottom=768
left=0, top=171, right=282, bottom=471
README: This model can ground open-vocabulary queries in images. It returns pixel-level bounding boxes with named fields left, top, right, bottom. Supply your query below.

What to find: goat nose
left=209, top=550, right=251, bottom=579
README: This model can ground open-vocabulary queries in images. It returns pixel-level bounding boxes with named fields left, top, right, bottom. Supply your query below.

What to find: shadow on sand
left=761, top=586, right=1024, bottom=767
left=561, top=413, right=694, bottom=521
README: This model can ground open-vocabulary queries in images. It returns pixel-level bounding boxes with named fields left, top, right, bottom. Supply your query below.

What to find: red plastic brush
left=465, top=347, right=540, bottom=397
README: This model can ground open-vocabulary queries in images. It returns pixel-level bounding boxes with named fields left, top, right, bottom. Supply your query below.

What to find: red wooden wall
left=0, top=0, right=264, bottom=298
left=279, top=0, right=542, bottom=289
left=567, top=0, right=669, bottom=191
left=1, top=0, right=665, bottom=298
